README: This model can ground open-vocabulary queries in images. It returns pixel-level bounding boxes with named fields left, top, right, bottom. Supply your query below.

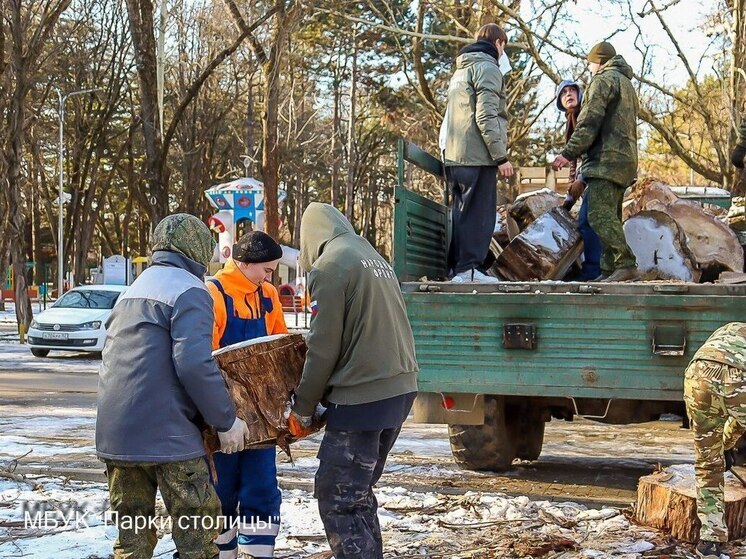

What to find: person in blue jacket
left=556, top=79, right=603, bottom=281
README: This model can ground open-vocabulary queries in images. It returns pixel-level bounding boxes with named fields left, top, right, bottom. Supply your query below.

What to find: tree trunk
left=495, top=208, right=583, bottom=281
left=635, top=465, right=746, bottom=543
left=6, top=3, right=34, bottom=328
left=125, top=0, right=168, bottom=226
left=733, top=0, right=746, bottom=195
left=331, top=79, right=341, bottom=208
left=345, top=44, right=357, bottom=223
left=623, top=210, right=700, bottom=282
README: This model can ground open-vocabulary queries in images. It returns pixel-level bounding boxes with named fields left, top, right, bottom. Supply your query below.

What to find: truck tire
left=512, top=407, right=546, bottom=461
left=448, top=395, right=517, bottom=471
left=31, top=348, right=49, bottom=358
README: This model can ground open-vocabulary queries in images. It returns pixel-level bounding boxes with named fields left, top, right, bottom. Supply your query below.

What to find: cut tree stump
left=646, top=200, right=744, bottom=281
left=509, top=189, right=564, bottom=231
left=203, top=334, right=314, bottom=456
left=494, top=205, right=520, bottom=248
left=495, top=208, right=583, bottom=281
left=623, top=211, right=700, bottom=282
left=636, top=464, right=746, bottom=543
left=623, top=180, right=679, bottom=221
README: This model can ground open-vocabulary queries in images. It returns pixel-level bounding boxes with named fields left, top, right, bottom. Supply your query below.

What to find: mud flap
left=412, top=392, right=484, bottom=425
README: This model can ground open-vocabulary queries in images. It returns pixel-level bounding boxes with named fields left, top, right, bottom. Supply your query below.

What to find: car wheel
left=31, top=348, right=50, bottom=358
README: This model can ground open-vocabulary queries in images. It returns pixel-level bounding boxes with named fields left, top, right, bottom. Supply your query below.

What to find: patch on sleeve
left=310, top=300, right=318, bottom=315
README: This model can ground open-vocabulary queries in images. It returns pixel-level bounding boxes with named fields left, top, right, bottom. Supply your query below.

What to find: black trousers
left=314, top=427, right=403, bottom=559
left=447, top=165, right=498, bottom=274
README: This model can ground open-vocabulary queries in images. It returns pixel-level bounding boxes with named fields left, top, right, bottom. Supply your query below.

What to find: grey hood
left=299, top=202, right=356, bottom=271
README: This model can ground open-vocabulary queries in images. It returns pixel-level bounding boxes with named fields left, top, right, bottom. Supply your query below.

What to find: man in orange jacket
left=207, top=230, right=288, bottom=559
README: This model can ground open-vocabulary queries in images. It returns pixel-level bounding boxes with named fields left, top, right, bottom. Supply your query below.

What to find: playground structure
left=204, top=175, right=308, bottom=309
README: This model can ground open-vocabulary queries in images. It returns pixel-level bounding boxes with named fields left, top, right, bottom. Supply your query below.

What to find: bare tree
left=3, top=0, right=72, bottom=332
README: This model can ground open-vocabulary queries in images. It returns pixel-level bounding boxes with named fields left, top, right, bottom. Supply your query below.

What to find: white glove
left=218, top=417, right=249, bottom=454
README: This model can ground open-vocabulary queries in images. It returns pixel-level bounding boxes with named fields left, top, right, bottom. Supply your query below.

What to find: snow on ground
left=1, top=472, right=735, bottom=558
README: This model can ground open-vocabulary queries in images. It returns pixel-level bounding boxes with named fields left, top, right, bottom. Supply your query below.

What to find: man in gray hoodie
left=288, top=203, right=419, bottom=559
left=443, top=23, right=513, bottom=284
left=96, top=213, right=249, bottom=559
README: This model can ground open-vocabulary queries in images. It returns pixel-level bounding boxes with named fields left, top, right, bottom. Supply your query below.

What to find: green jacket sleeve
left=738, top=115, right=746, bottom=149
left=561, top=76, right=614, bottom=160
left=292, top=266, right=346, bottom=417
left=473, top=63, right=508, bottom=163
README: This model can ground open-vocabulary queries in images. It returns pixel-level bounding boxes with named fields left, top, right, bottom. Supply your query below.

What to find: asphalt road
left=0, top=343, right=99, bottom=407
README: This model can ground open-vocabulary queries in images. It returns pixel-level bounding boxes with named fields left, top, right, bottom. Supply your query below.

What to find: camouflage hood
left=151, top=213, right=216, bottom=269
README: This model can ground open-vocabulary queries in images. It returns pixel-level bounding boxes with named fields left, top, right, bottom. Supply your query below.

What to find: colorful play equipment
left=205, top=177, right=288, bottom=263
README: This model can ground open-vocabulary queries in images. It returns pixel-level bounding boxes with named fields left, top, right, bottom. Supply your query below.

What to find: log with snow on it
left=509, top=188, right=564, bottom=231
left=493, top=205, right=520, bottom=249
left=623, top=210, right=700, bottom=282
left=495, top=207, right=583, bottom=281
left=645, top=199, right=744, bottom=281
left=635, top=464, right=746, bottom=543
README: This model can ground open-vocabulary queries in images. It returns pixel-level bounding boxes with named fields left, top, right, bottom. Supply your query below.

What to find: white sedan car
left=27, top=284, right=128, bottom=357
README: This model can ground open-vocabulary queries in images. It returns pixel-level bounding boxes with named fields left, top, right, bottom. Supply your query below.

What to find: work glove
left=731, top=145, right=746, bottom=169
left=288, top=410, right=314, bottom=438
left=568, top=179, right=586, bottom=200
left=218, top=417, right=249, bottom=454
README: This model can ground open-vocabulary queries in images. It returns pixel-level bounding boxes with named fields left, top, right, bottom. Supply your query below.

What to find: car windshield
left=54, top=290, right=121, bottom=309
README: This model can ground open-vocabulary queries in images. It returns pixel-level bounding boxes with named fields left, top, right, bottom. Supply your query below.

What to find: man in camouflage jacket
left=552, top=42, right=638, bottom=282
left=683, top=322, right=746, bottom=559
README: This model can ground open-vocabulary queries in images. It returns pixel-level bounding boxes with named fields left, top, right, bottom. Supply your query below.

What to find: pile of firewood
left=487, top=183, right=745, bottom=283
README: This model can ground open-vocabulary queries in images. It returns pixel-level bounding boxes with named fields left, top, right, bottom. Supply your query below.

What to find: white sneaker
left=451, top=269, right=500, bottom=284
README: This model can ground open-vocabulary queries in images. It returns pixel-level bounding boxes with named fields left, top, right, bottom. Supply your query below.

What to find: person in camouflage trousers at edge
left=731, top=112, right=746, bottom=171
left=96, top=214, right=250, bottom=559
left=683, top=322, right=746, bottom=559
left=552, top=41, right=639, bottom=282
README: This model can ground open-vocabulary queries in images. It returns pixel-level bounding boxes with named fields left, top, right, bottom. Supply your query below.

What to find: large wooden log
left=623, top=179, right=679, bottom=221
left=623, top=210, right=700, bottom=282
left=646, top=199, right=744, bottom=280
left=509, top=188, right=564, bottom=231
left=495, top=208, right=583, bottom=281
left=494, top=204, right=520, bottom=248
left=635, top=465, right=746, bottom=543
left=203, top=333, right=313, bottom=455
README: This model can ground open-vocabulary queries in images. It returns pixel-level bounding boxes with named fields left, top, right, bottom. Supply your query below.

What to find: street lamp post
left=55, top=87, right=102, bottom=297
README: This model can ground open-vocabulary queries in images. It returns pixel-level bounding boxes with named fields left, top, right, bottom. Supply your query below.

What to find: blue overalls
left=209, top=279, right=282, bottom=559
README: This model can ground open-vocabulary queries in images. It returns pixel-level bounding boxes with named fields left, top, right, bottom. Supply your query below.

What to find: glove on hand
left=288, top=410, right=314, bottom=438
left=218, top=417, right=249, bottom=454
left=568, top=180, right=587, bottom=200
left=731, top=145, right=746, bottom=169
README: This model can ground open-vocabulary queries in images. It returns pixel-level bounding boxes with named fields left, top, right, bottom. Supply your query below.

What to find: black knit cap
left=232, top=231, right=283, bottom=263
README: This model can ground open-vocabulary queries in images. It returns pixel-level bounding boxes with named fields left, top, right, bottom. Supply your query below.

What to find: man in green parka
left=442, top=23, right=513, bottom=284
left=552, top=42, right=639, bottom=282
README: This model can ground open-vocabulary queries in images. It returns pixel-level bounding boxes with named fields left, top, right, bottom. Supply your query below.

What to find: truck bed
left=400, top=280, right=746, bottom=402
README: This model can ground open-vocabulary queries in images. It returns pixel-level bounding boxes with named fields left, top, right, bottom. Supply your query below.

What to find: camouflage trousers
left=314, top=428, right=403, bottom=559
left=105, top=457, right=221, bottom=559
left=586, top=178, right=636, bottom=273
left=683, top=359, right=746, bottom=542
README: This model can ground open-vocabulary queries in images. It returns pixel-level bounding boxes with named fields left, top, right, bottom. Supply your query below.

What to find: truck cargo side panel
left=404, top=291, right=746, bottom=401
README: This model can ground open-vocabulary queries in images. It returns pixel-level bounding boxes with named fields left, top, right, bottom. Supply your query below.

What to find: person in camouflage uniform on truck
left=552, top=42, right=639, bottom=282
left=683, top=322, right=746, bottom=559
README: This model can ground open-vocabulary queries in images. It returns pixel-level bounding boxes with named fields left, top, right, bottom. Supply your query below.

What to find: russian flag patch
left=310, top=300, right=318, bottom=315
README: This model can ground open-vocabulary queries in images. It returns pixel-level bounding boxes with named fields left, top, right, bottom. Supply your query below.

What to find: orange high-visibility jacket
left=206, top=259, right=288, bottom=350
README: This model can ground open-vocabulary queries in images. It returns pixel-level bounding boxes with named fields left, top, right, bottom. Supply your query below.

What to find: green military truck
left=392, top=140, right=746, bottom=471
